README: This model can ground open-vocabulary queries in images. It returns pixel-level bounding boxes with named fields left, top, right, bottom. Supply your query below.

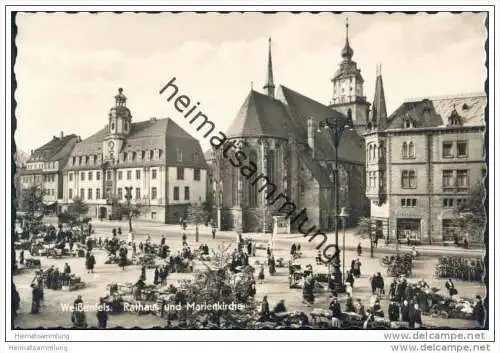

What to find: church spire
left=370, top=63, right=388, bottom=130
left=263, top=37, right=275, bottom=98
left=341, top=17, right=354, bottom=61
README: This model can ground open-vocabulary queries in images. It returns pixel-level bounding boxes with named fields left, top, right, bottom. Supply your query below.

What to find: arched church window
left=248, top=150, right=258, bottom=207
left=402, top=142, right=408, bottom=158
left=368, top=144, right=373, bottom=161
left=111, top=122, right=115, bottom=131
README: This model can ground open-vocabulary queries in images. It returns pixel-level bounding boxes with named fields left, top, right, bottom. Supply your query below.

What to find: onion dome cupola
left=108, top=87, right=132, bottom=136
left=341, top=18, right=354, bottom=61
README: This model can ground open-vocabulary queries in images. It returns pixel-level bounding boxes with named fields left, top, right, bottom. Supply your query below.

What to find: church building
left=211, top=20, right=370, bottom=233
left=62, top=88, right=208, bottom=223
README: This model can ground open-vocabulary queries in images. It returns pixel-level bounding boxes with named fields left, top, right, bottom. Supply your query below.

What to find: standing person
left=445, top=278, right=457, bottom=297
left=329, top=296, right=343, bottom=328
left=140, top=265, right=147, bottom=282
left=258, top=265, right=265, bottom=284
left=86, top=251, right=95, bottom=274
left=132, top=242, right=137, bottom=256
left=71, top=295, right=87, bottom=328
left=12, top=283, right=20, bottom=324
left=86, top=237, right=93, bottom=253
left=345, top=270, right=355, bottom=289
left=96, top=298, right=108, bottom=329
left=357, top=243, right=362, bottom=257
left=118, top=246, right=128, bottom=271
left=161, top=235, right=166, bottom=246
left=401, top=300, right=410, bottom=323
left=182, top=233, right=187, bottom=246
left=388, top=299, right=400, bottom=322
left=259, top=296, right=270, bottom=321
left=212, top=227, right=216, bottom=239
left=355, top=298, right=366, bottom=320
left=473, top=295, right=485, bottom=327
left=31, top=283, right=42, bottom=314
left=154, top=267, right=160, bottom=285
left=19, top=250, right=25, bottom=265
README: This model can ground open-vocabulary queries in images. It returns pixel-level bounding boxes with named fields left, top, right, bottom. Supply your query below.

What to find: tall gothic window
left=231, top=160, right=238, bottom=206
left=402, top=142, right=408, bottom=158
left=266, top=150, right=275, bottom=186
left=248, top=150, right=258, bottom=207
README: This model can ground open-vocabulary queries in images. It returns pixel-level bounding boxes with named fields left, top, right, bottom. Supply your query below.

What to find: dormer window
left=404, top=120, right=414, bottom=129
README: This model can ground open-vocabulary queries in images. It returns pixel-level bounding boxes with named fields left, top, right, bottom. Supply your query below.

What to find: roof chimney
left=60, top=131, right=64, bottom=138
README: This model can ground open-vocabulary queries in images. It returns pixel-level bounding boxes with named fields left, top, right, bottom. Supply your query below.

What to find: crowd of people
left=435, top=256, right=484, bottom=282
left=13, top=217, right=487, bottom=330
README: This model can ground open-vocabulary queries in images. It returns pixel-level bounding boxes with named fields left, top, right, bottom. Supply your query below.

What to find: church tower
left=263, top=38, right=276, bottom=99
left=329, top=18, right=370, bottom=133
left=103, top=88, right=132, bottom=161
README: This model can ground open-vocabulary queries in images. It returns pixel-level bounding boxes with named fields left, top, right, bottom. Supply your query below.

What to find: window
left=151, top=187, right=157, bottom=200
left=117, top=188, right=123, bottom=200
left=81, top=172, right=85, bottom=181
left=456, top=170, right=469, bottom=188
left=401, top=198, right=417, bottom=207
left=443, top=142, right=453, bottom=158
left=401, top=142, right=408, bottom=158
left=408, top=142, right=415, bottom=158
left=194, top=168, right=201, bottom=181
left=194, top=152, right=200, bottom=162
left=123, top=152, right=128, bottom=161
left=88, top=171, right=93, bottom=181
left=404, top=120, right=414, bottom=128
left=96, top=188, right=100, bottom=199
left=150, top=150, right=154, bottom=160
left=124, top=122, right=128, bottom=131
left=443, top=198, right=454, bottom=208
left=132, top=152, right=137, bottom=161
left=69, top=173, right=73, bottom=182
left=69, top=189, right=73, bottom=199
left=135, top=188, right=141, bottom=200
left=177, top=167, right=184, bottom=180
left=176, top=149, right=182, bottom=162
left=173, top=187, right=179, bottom=201
left=141, top=151, right=145, bottom=160
left=107, top=171, right=112, bottom=180
left=127, top=171, right=132, bottom=180
left=152, top=169, right=157, bottom=179
left=118, top=171, right=123, bottom=180
left=80, top=188, right=84, bottom=200
left=184, top=186, right=190, bottom=200
left=442, top=170, right=454, bottom=188
left=151, top=212, right=157, bottom=220
left=88, top=188, right=93, bottom=200
left=457, top=141, right=468, bottom=157
left=96, top=172, right=100, bottom=181
left=401, top=170, right=416, bottom=189
left=136, top=170, right=141, bottom=180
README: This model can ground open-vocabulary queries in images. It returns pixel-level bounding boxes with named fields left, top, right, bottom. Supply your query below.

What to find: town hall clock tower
left=103, top=87, right=132, bottom=161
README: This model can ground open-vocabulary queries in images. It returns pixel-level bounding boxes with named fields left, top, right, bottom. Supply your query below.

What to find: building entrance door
left=396, top=218, right=421, bottom=245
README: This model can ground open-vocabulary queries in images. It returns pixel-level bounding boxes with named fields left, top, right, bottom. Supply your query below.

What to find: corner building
left=364, top=88, right=486, bottom=244
left=63, top=88, right=207, bottom=223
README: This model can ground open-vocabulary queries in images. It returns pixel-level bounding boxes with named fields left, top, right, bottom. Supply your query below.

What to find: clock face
left=108, top=141, right=115, bottom=150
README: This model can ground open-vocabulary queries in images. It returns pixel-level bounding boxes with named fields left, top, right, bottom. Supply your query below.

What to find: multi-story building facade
left=365, top=83, right=486, bottom=244
left=19, top=133, right=80, bottom=212
left=62, top=88, right=208, bottom=223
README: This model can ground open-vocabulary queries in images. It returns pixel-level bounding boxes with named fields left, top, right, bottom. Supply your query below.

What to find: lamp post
left=319, top=115, right=351, bottom=293
left=124, top=186, right=133, bottom=232
left=339, top=207, right=349, bottom=282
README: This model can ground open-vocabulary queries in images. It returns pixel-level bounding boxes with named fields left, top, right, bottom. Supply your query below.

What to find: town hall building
left=62, top=88, right=208, bottom=223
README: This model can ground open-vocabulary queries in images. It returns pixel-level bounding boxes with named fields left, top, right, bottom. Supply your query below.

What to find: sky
left=14, top=12, right=487, bottom=153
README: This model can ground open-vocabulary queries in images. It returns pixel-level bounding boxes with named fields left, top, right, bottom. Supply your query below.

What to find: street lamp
left=339, top=207, right=349, bottom=282
left=319, top=115, right=352, bottom=293
left=124, top=186, right=133, bottom=233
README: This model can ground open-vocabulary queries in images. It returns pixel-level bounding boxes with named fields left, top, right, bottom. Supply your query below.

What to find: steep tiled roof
left=68, top=117, right=207, bottom=169
left=225, top=90, right=290, bottom=138
left=28, top=134, right=79, bottom=163
left=298, top=151, right=332, bottom=187
left=226, top=85, right=365, bottom=165
left=278, top=85, right=365, bottom=164
left=386, top=93, right=486, bottom=130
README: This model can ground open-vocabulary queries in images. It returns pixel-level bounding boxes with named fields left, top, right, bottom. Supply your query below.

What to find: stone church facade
left=211, top=21, right=371, bottom=233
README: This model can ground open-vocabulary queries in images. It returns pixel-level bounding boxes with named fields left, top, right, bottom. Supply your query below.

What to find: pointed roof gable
left=225, top=90, right=290, bottom=138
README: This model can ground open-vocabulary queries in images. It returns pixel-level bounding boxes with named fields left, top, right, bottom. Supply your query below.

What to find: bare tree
left=20, top=184, right=46, bottom=222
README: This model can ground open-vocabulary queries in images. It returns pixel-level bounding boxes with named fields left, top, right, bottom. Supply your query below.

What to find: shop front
left=396, top=218, right=422, bottom=244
